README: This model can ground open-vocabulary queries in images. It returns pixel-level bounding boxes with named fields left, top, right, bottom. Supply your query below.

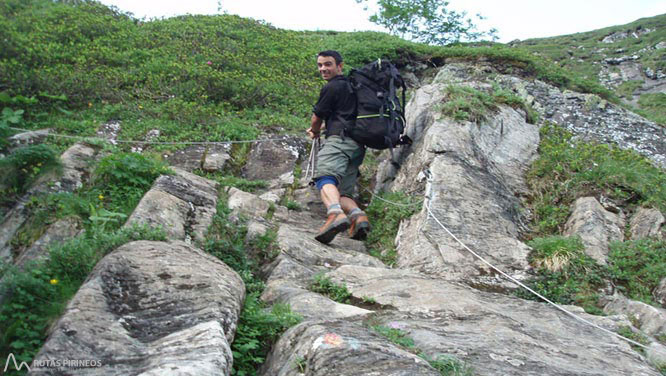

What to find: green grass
left=204, top=197, right=300, bottom=376
left=195, top=170, right=269, bottom=193
left=636, top=93, right=666, bottom=125
left=608, top=238, right=666, bottom=306
left=527, top=123, right=666, bottom=236
left=517, top=235, right=608, bottom=314
left=309, top=274, right=352, bottom=304
left=0, top=0, right=619, bottom=167
left=440, top=84, right=538, bottom=124
left=365, top=192, right=422, bottom=266
left=511, top=14, right=666, bottom=125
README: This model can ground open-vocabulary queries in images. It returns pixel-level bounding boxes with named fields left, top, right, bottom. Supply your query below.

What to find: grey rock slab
left=0, top=204, right=29, bottom=263
left=59, top=143, right=97, bottom=191
left=630, top=208, right=665, bottom=240
left=227, top=187, right=270, bottom=218
left=656, top=278, right=666, bottom=306
left=604, top=294, right=666, bottom=337
left=259, top=320, right=440, bottom=376
left=374, top=80, right=537, bottom=285
left=564, top=197, right=625, bottom=265
left=125, top=168, right=219, bottom=243
left=125, top=189, right=191, bottom=240
left=164, top=144, right=231, bottom=172
left=15, top=217, right=83, bottom=267
left=8, top=128, right=51, bottom=150
left=261, top=284, right=372, bottom=320
left=328, top=265, right=660, bottom=375
left=32, top=240, right=244, bottom=376
left=275, top=222, right=382, bottom=269
left=242, top=136, right=307, bottom=187
left=386, top=128, right=532, bottom=284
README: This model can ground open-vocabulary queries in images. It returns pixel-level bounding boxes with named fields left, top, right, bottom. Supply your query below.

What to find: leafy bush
left=608, top=238, right=666, bottom=307
left=90, top=152, right=171, bottom=214
left=309, top=274, right=352, bottom=304
left=365, top=191, right=422, bottom=266
left=0, top=144, right=59, bottom=201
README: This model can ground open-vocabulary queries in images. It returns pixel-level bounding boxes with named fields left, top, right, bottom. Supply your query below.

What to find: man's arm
left=307, top=113, right=323, bottom=139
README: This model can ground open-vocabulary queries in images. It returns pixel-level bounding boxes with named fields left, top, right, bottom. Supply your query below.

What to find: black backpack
left=345, top=59, right=411, bottom=152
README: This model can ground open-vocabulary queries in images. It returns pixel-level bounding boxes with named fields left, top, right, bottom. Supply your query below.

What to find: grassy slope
left=1, top=0, right=616, bottom=154
left=512, top=13, right=666, bottom=124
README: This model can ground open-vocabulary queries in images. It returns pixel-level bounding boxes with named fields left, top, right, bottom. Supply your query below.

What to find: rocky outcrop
left=164, top=144, right=231, bottom=173
left=325, top=265, right=658, bottom=375
left=375, top=77, right=536, bottom=287
left=125, top=167, right=219, bottom=244
left=260, top=320, right=440, bottom=376
left=242, top=136, right=307, bottom=189
left=630, top=208, right=665, bottom=239
left=255, top=62, right=663, bottom=374
left=32, top=240, right=245, bottom=375
left=563, top=197, right=625, bottom=264
left=433, top=63, right=666, bottom=169
left=604, top=294, right=666, bottom=338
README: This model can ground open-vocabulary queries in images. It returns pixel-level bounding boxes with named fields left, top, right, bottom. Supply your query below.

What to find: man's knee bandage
left=315, top=176, right=338, bottom=190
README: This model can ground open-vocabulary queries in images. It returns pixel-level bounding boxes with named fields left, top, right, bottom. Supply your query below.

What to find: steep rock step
left=227, top=186, right=380, bottom=319
left=32, top=240, right=245, bottom=375
left=260, top=319, right=441, bottom=376
left=125, top=167, right=219, bottom=243
left=325, top=265, right=660, bottom=376
left=261, top=220, right=382, bottom=320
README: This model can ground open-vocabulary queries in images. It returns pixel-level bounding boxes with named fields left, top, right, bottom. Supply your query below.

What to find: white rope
left=8, top=127, right=288, bottom=145
left=420, top=172, right=657, bottom=353
left=360, top=184, right=423, bottom=208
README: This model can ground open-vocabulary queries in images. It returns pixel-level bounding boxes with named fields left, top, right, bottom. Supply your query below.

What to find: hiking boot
left=315, top=213, right=350, bottom=244
left=349, top=212, right=371, bottom=241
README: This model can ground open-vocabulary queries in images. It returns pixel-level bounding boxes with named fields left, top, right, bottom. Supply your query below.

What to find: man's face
left=317, top=55, right=343, bottom=81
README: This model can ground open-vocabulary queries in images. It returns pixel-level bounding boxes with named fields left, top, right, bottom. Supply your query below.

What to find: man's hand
left=307, top=127, right=320, bottom=139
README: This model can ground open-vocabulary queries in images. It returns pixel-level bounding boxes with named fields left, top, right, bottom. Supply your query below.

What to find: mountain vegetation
left=1, top=1, right=665, bottom=375
left=512, top=13, right=666, bottom=125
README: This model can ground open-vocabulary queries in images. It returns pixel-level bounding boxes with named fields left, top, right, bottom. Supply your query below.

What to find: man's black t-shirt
left=313, top=75, right=356, bottom=137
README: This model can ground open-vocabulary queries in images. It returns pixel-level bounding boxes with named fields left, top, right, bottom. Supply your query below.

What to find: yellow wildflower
left=98, top=194, right=104, bottom=200
left=50, top=279, right=58, bottom=285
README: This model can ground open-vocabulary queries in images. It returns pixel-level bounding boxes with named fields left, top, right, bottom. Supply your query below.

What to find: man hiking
left=307, top=50, right=370, bottom=244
